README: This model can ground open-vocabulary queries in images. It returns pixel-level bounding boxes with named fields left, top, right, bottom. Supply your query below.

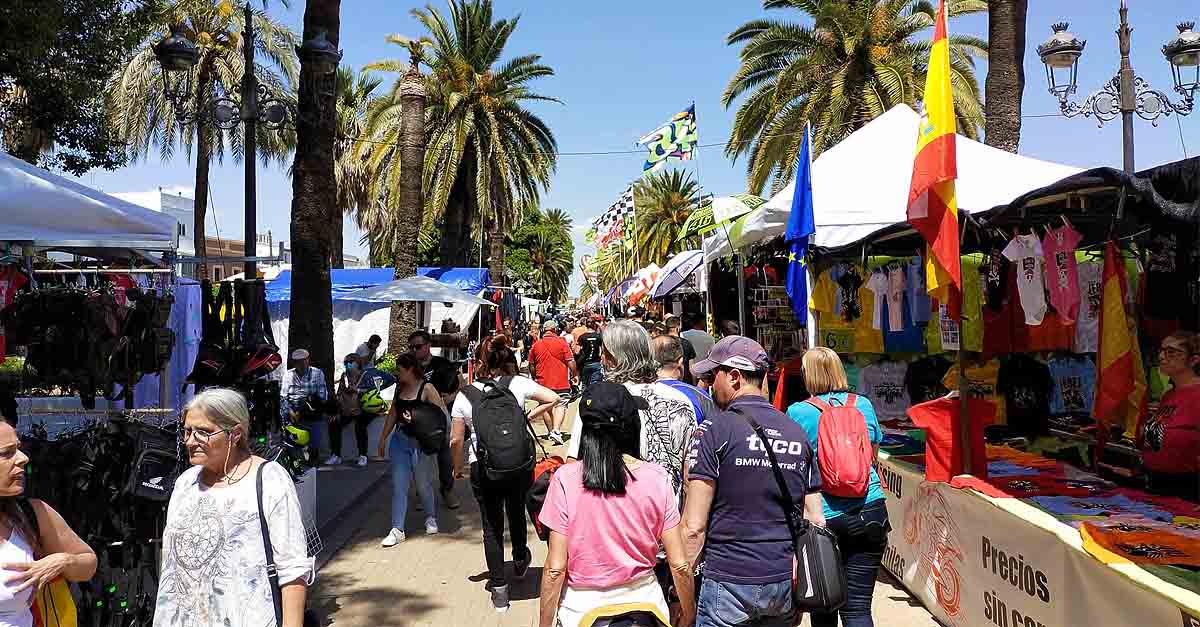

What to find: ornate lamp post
left=1037, top=3, right=1197, bottom=173
left=153, top=3, right=341, bottom=277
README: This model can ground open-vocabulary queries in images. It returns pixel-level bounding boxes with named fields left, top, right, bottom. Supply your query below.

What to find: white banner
left=877, top=456, right=1200, bottom=627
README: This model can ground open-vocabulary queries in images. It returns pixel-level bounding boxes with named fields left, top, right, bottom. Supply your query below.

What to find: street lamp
left=154, top=3, right=341, bottom=278
left=1037, top=3, right=1195, bottom=173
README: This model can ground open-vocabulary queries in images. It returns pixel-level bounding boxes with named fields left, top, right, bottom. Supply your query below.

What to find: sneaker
left=323, top=455, right=342, bottom=466
left=425, top=518, right=439, bottom=535
left=381, top=528, right=405, bottom=547
left=490, top=584, right=510, bottom=613
left=548, top=431, right=565, bottom=446
left=513, top=548, right=531, bottom=580
left=356, top=455, right=368, bottom=467
left=443, top=490, right=461, bottom=510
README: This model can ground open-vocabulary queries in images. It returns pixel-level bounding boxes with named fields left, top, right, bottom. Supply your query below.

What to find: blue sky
left=76, top=1, right=1198, bottom=293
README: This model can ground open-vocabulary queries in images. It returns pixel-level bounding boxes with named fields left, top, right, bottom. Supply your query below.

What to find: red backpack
left=806, top=394, right=872, bottom=497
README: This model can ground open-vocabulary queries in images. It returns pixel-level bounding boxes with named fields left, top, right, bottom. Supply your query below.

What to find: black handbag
left=256, top=463, right=319, bottom=627
left=741, top=414, right=848, bottom=612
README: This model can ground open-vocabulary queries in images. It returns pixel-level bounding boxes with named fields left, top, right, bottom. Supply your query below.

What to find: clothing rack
left=30, top=268, right=175, bottom=275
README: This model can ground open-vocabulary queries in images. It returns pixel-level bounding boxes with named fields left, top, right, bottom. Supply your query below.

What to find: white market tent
left=704, top=105, right=1084, bottom=261
left=0, top=151, right=177, bottom=250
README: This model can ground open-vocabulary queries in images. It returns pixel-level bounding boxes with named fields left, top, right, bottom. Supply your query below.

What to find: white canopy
left=705, top=105, right=1084, bottom=261
left=341, top=275, right=495, bottom=306
left=0, top=151, right=178, bottom=250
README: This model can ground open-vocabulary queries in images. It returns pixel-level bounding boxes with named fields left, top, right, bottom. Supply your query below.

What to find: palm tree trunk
left=288, top=0, right=341, bottom=389
left=331, top=211, right=344, bottom=268
left=388, top=63, right=425, bottom=349
left=985, top=0, right=1027, bottom=153
left=192, top=54, right=215, bottom=280
left=487, top=219, right=505, bottom=286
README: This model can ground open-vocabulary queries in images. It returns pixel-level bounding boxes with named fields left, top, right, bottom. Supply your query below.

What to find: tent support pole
left=737, top=253, right=746, bottom=335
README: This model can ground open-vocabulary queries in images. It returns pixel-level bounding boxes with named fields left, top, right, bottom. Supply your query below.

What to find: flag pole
left=690, top=101, right=717, bottom=333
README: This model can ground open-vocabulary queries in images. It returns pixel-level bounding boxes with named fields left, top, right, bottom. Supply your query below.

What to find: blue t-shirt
left=658, top=378, right=715, bottom=424
left=787, top=392, right=886, bottom=520
left=687, top=395, right=821, bottom=585
left=881, top=287, right=926, bottom=353
left=1048, top=356, right=1096, bottom=416
left=907, top=256, right=933, bottom=323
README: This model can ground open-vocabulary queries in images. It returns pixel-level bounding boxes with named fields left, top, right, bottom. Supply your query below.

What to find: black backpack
left=403, top=382, right=448, bottom=454
left=463, top=377, right=536, bottom=480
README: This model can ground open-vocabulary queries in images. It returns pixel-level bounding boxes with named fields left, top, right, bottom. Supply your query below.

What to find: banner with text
left=877, top=456, right=1200, bottom=627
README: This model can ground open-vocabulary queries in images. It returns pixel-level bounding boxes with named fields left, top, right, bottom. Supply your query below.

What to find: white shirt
left=451, top=376, right=545, bottom=465
left=154, top=462, right=314, bottom=627
left=1073, top=261, right=1103, bottom=353
left=0, top=529, right=35, bottom=627
left=866, top=271, right=888, bottom=330
left=567, top=381, right=698, bottom=505
left=1003, top=234, right=1048, bottom=325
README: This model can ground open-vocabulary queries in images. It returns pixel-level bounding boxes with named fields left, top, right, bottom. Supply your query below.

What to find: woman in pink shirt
left=539, top=382, right=695, bottom=627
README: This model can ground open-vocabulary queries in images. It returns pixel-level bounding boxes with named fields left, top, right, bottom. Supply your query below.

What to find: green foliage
left=724, top=0, right=988, bottom=194
left=505, top=207, right=574, bottom=302
left=0, top=0, right=159, bottom=174
left=375, top=353, right=397, bottom=376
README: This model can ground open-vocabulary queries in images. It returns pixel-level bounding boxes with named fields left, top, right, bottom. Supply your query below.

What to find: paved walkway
left=311, top=404, right=940, bottom=626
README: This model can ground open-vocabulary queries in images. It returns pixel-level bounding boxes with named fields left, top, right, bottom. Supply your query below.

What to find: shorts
left=554, top=389, right=572, bottom=405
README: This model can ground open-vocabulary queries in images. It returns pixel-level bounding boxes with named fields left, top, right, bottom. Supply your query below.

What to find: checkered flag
left=591, top=184, right=636, bottom=249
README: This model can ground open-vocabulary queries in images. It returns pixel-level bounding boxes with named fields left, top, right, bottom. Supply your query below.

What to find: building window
left=213, top=266, right=223, bottom=281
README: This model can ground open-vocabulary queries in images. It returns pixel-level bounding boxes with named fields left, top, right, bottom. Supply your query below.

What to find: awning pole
left=737, top=253, right=746, bottom=334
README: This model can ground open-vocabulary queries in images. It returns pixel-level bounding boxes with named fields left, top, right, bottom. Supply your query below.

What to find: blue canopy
left=265, top=267, right=490, bottom=303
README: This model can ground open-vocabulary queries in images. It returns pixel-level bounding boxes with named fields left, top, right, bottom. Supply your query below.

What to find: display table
left=877, top=453, right=1200, bottom=627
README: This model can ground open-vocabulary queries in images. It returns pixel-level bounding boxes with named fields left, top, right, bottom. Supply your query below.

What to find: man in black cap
left=681, top=336, right=825, bottom=627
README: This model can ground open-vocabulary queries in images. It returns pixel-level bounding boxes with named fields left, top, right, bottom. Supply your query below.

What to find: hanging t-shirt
left=853, top=277, right=885, bottom=354
left=0, top=267, right=29, bottom=364
left=1003, top=234, right=1048, bottom=325
left=857, top=360, right=910, bottom=421
left=886, top=265, right=906, bottom=332
left=906, top=256, right=933, bottom=324
left=984, top=248, right=1010, bottom=312
left=811, top=269, right=855, bottom=354
left=943, top=359, right=1006, bottom=425
left=1019, top=310, right=1075, bottom=353
left=1042, top=225, right=1083, bottom=323
left=866, top=270, right=888, bottom=330
left=905, top=355, right=953, bottom=405
left=998, top=354, right=1052, bottom=438
left=1048, top=355, right=1097, bottom=417
left=908, top=396, right=996, bottom=482
left=880, top=286, right=925, bottom=354
left=1141, top=383, right=1200, bottom=475
left=836, top=267, right=865, bottom=323
left=1143, top=225, right=1197, bottom=321
left=961, top=256, right=984, bottom=352
left=844, top=361, right=861, bottom=393
left=1073, top=261, right=1103, bottom=353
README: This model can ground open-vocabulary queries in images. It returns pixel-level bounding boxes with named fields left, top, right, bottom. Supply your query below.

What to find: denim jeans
left=696, top=578, right=794, bottom=627
left=581, top=362, right=604, bottom=387
left=809, top=500, right=890, bottom=627
left=389, top=431, right=438, bottom=529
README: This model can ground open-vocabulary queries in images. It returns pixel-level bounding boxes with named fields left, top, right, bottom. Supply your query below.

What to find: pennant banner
left=591, top=184, right=636, bottom=249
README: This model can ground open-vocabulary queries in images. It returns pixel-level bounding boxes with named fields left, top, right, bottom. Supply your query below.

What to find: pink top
left=1042, top=225, right=1083, bottom=323
left=539, top=460, right=680, bottom=589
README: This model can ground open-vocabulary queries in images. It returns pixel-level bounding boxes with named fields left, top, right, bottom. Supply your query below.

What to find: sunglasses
left=409, top=343, right=427, bottom=350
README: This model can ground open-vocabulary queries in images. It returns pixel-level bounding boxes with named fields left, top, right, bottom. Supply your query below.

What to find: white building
left=111, top=188, right=197, bottom=275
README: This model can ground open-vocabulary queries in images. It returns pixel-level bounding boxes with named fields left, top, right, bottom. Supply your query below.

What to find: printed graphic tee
left=1003, top=234, right=1048, bottom=325
left=907, top=256, right=932, bottom=324
left=858, top=360, right=910, bottom=421
left=0, top=267, right=28, bottom=363
left=942, top=359, right=1006, bottom=425
left=1073, top=261, right=1103, bottom=353
left=998, top=354, right=1052, bottom=437
left=886, top=265, right=906, bottom=332
left=1042, top=225, right=1083, bottom=323
left=1048, top=355, right=1097, bottom=417
left=866, top=270, right=888, bottom=331
left=1141, top=383, right=1200, bottom=475
left=907, top=396, right=996, bottom=482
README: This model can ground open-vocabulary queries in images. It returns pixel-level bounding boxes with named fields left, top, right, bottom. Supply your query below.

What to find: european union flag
left=785, top=125, right=816, bottom=326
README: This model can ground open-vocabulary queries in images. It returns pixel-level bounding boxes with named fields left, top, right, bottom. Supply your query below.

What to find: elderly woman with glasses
left=1142, top=331, right=1200, bottom=500
left=155, top=388, right=312, bottom=627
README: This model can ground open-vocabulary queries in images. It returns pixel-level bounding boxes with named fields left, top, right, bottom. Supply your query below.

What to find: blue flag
left=785, top=125, right=816, bottom=326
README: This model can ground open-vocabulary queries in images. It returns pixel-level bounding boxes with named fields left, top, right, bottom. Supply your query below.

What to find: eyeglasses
left=182, top=427, right=231, bottom=443
left=409, top=343, right=427, bottom=350
left=1160, top=346, right=1190, bottom=357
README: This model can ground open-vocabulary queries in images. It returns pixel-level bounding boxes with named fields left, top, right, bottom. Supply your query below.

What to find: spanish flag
left=907, top=0, right=960, bottom=305
left=1093, top=241, right=1147, bottom=445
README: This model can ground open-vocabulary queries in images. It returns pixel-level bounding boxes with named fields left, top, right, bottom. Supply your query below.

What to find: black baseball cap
left=579, top=381, right=647, bottom=431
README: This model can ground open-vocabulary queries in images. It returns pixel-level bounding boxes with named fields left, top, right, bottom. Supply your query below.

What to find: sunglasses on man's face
left=409, top=343, right=427, bottom=350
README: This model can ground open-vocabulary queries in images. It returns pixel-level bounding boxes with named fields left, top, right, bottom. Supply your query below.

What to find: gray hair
left=653, top=335, right=684, bottom=368
left=185, top=388, right=251, bottom=450
left=602, top=320, right=658, bottom=384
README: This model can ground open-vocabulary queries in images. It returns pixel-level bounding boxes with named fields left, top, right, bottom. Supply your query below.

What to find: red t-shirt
left=1017, top=310, right=1075, bottom=353
left=1141, top=383, right=1200, bottom=474
left=529, top=331, right=573, bottom=391
left=907, top=396, right=996, bottom=482
left=0, top=267, right=29, bottom=364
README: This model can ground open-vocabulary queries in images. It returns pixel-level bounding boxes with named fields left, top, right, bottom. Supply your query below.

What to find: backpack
left=526, top=455, right=567, bottom=541
left=123, top=425, right=182, bottom=502
left=805, top=393, right=872, bottom=498
left=403, top=382, right=447, bottom=454
left=463, top=377, right=537, bottom=480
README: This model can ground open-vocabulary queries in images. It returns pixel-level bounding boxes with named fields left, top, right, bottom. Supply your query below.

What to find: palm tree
left=526, top=226, right=573, bottom=303
left=541, top=207, right=573, bottom=233
left=985, top=0, right=1027, bottom=152
left=362, top=0, right=559, bottom=266
left=107, top=0, right=299, bottom=276
left=332, top=66, right=381, bottom=268
left=631, top=169, right=700, bottom=269
left=724, top=0, right=988, bottom=194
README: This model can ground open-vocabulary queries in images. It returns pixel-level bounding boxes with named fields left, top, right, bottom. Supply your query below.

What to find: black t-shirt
left=1144, top=222, right=1199, bottom=322
left=576, top=331, right=603, bottom=365
left=905, top=355, right=953, bottom=405
left=998, top=354, right=1052, bottom=438
left=836, top=268, right=864, bottom=322
left=680, top=336, right=696, bottom=384
left=420, top=355, right=453, bottom=382
left=984, top=248, right=1010, bottom=311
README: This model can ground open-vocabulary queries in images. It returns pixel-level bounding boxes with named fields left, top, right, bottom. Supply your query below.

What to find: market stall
left=793, top=156, right=1200, bottom=626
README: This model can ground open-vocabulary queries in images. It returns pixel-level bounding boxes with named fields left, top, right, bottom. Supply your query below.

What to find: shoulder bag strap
left=256, top=463, right=284, bottom=626
left=733, top=408, right=803, bottom=543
